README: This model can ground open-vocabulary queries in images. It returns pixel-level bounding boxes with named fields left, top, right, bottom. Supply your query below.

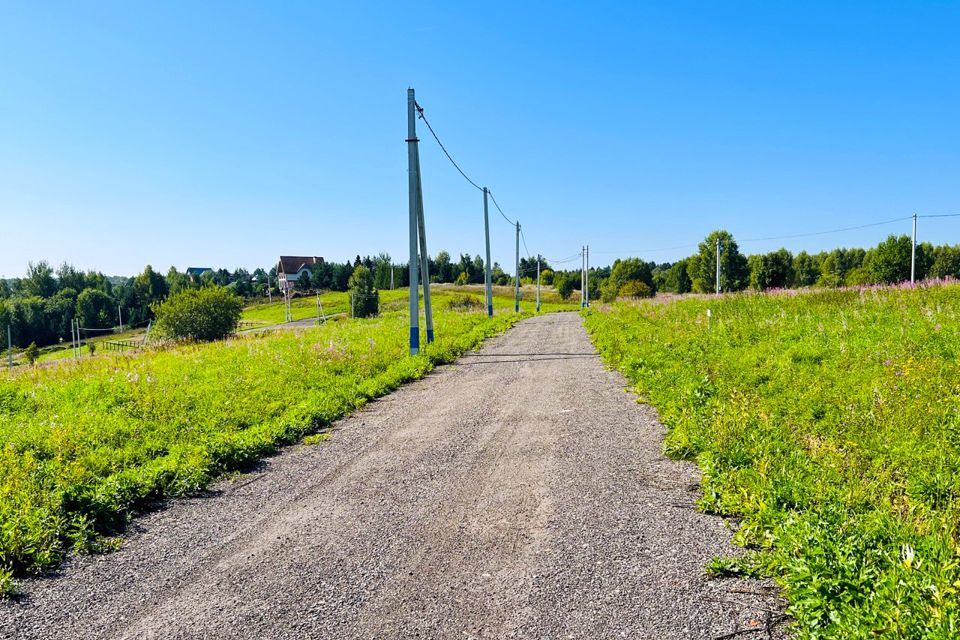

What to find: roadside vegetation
left=585, top=283, right=960, bottom=638
left=0, top=291, right=575, bottom=595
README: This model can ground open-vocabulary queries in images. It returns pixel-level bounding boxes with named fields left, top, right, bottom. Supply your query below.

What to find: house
left=277, top=256, right=323, bottom=293
left=186, top=267, right=213, bottom=282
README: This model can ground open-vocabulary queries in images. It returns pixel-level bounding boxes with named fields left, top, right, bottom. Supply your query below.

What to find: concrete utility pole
left=514, top=221, right=521, bottom=313
left=580, top=246, right=585, bottom=307
left=7, top=324, right=12, bottom=369
left=536, top=254, right=541, bottom=313
left=390, top=267, right=395, bottom=290
left=416, top=167, right=434, bottom=344
left=483, top=187, right=493, bottom=317
left=911, top=213, right=918, bottom=284
left=583, top=245, right=590, bottom=307
left=716, top=237, right=721, bottom=295
left=407, top=88, right=421, bottom=355
left=118, top=305, right=123, bottom=333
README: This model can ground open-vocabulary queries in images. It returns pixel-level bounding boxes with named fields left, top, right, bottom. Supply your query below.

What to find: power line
left=486, top=190, right=516, bottom=226
left=519, top=227, right=532, bottom=258
left=919, top=213, right=960, bottom=219
left=414, top=101, right=483, bottom=192
left=740, top=216, right=913, bottom=243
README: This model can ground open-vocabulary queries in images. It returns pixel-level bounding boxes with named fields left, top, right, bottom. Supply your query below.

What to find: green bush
left=152, top=286, right=243, bottom=342
left=23, top=342, right=39, bottom=365
left=619, top=280, right=653, bottom=299
left=446, top=293, right=484, bottom=311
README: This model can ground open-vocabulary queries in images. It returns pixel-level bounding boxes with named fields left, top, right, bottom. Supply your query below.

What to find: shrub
left=619, top=280, right=654, bottom=299
left=152, top=286, right=243, bottom=342
left=446, top=293, right=484, bottom=312
left=348, top=265, right=379, bottom=318
left=24, top=342, right=39, bottom=365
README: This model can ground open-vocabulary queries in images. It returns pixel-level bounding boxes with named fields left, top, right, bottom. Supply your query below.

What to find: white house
left=277, top=256, right=323, bottom=293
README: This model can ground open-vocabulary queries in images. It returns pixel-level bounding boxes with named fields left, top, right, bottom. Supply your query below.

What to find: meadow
left=0, top=289, right=572, bottom=594
left=584, top=284, right=960, bottom=639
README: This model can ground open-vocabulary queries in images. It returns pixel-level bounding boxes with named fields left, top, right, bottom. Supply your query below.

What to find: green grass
left=584, top=284, right=960, bottom=639
left=0, top=291, right=571, bottom=590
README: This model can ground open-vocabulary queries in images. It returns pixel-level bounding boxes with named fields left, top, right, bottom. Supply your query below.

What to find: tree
left=748, top=249, right=794, bottom=291
left=134, top=265, right=169, bottom=308
left=348, top=265, right=379, bottom=318
left=373, top=253, right=393, bottom=290
left=433, top=251, right=453, bottom=283
left=166, top=267, right=193, bottom=296
left=868, top=235, right=914, bottom=285
left=555, top=273, right=575, bottom=300
left=660, top=260, right=692, bottom=294
left=688, top=231, right=749, bottom=293
left=792, top=251, right=819, bottom=287
left=153, top=286, right=243, bottom=342
left=929, top=245, right=960, bottom=279
left=56, top=263, right=88, bottom=292
left=76, top=288, right=115, bottom=329
left=22, top=261, right=58, bottom=298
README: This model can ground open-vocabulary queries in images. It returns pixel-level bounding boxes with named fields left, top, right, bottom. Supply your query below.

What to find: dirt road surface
left=2, top=312, right=786, bottom=639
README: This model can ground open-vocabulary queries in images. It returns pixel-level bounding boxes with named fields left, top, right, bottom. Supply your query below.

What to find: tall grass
left=585, top=285, right=960, bottom=638
left=0, top=301, right=535, bottom=594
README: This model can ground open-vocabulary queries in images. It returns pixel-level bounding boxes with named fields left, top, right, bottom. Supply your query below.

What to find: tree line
left=5, top=232, right=958, bottom=348
left=533, top=230, right=960, bottom=304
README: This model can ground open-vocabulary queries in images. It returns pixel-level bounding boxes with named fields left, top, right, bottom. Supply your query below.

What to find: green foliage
left=601, top=257, right=655, bottom=303
left=153, top=286, right=243, bottom=342
left=929, top=245, right=960, bottom=279
left=76, top=288, right=114, bottom=330
left=792, top=251, right=820, bottom=287
left=618, top=280, right=653, bottom=299
left=658, top=259, right=692, bottom=294
left=748, top=248, right=794, bottom=290
left=22, top=261, right=57, bottom=298
left=554, top=273, right=575, bottom=300
left=868, top=235, right=929, bottom=284
left=689, top=230, right=749, bottom=293
left=134, top=265, right=169, bottom=308
left=0, top=301, right=527, bottom=587
left=585, top=285, right=960, bottom=638
left=23, top=342, right=39, bottom=365
left=348, top=265, right=379, bottom=318
left=445, top=293, right=484, bottom=311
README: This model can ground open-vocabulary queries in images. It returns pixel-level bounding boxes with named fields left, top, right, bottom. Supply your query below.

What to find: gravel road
left=2, top=312, right=787, bottom=639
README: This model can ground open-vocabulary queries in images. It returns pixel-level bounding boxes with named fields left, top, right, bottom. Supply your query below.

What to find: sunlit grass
left=585, top=284, right=960, bottom=638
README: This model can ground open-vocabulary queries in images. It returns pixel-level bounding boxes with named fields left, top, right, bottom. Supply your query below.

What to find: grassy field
left=240, top=284, right=566, bottom=326
left=585, top=284, right=960, bottom=639
left=0, top=290, right=573, bottom=594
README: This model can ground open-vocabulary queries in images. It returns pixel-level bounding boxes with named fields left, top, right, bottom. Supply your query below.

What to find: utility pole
left=416, top=169, right=434, bottom=344
left=267, top=274, right=272, bottom=304
left=316, top=292, right=321, bottom=325
left=390, top=267, right=395, bottom=290
left=536, top=254, right=541, bottom=313
left=514, top=221, right=521, bottom=313
left=7, top=324, right=12, bottom=369
left=407, top=88, right=421, bottom=355
left=583, top=245, right=590, bottom=307
left=911, top=213, right=918, bottom=284
left=580, top=246, right=585, bottom=308
left=483, top=187, right=493, bottom=317
left=118, top=305, right=123, bottom=333
left=716, top=237, right=721, bottom=295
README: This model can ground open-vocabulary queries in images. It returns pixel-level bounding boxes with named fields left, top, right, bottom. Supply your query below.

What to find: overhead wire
left=414, top=101, right=483, bottom=192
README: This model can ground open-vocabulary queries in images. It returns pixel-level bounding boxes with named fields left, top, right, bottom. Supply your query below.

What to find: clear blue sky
left=1, top=1, right=958, bottom=278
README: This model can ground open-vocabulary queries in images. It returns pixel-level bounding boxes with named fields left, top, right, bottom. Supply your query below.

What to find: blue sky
left=1, top=1, right=958, bottom=278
